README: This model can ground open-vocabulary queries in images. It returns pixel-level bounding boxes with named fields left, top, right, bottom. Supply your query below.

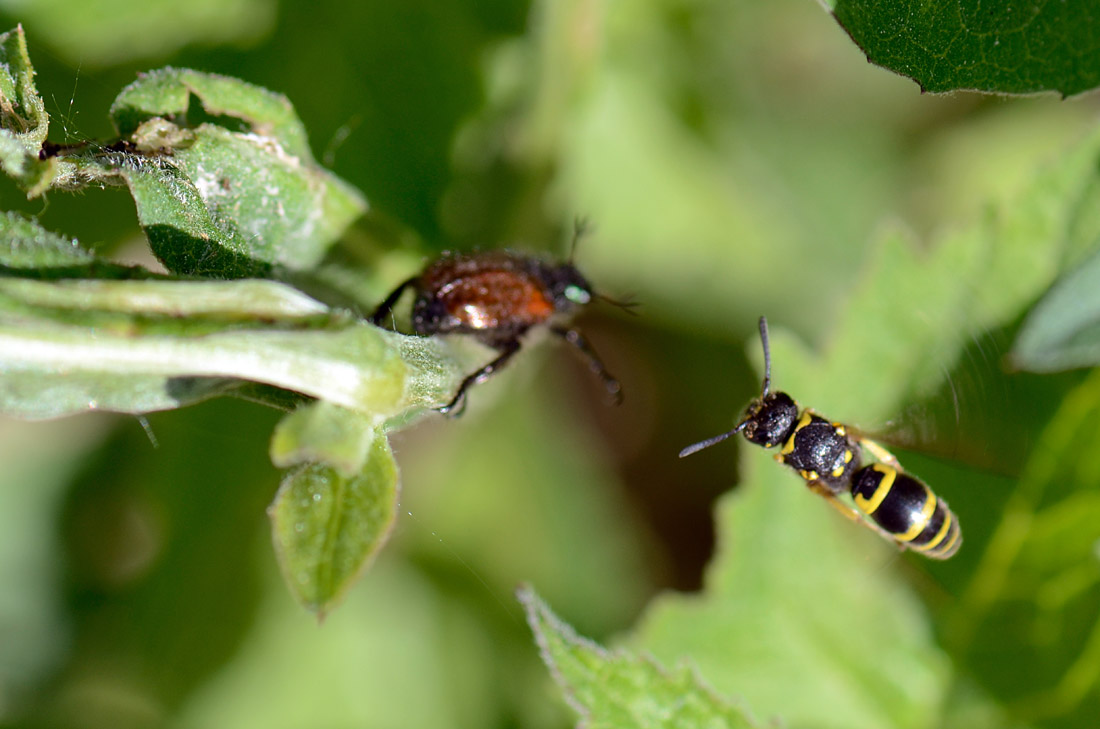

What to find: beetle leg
left=437, top=340, right=522, bottom=416
left=806, top=481, right=908, bottom=552
left=550, top=325, right=622, bottom=405
left=369, top=276, right=418, bottom=327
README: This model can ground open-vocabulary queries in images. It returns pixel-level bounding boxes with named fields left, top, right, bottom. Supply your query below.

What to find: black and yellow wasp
left=680, top=316, right=961, bottom=559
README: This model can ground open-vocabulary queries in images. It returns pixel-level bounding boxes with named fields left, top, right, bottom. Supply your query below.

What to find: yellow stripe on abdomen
left=853, top=464, right=894, bottom=515
left=913, top=510, right=953, bottom=552
left=897, top=486, right=936, bottom=542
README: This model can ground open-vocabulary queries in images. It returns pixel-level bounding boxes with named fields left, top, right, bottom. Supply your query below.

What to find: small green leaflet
left=519, top=586, right=760, bottom=729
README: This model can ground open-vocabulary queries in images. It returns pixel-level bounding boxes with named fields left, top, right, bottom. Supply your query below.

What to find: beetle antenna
left=758, top=316, right=772, bottom=397
left=597, top=292, right=640, bottom=316
left=569, top=217, right=592, bottom=264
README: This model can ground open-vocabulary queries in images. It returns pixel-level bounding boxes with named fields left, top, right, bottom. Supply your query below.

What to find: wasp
left=370, top=247, right=623, bottom=415
left=679, top=316, right=961, bottom=559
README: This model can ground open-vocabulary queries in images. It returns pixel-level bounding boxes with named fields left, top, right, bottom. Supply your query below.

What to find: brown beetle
left=371, top=250, right=622, bottom=414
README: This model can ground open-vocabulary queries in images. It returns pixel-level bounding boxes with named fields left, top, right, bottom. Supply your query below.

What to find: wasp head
left=738, top=391, right=798, bottom=448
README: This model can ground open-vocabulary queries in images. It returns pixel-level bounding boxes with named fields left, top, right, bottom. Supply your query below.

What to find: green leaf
left=270, top=401, right=378, bottom=477
left=944, top=369, right=1100, bottom=726
left=0, top=64, right=369, bottom=276
left=0, top=211, right=94, bottom=269
left=830, top=0, right=1100, bottom=96
left=0, top=277, right=331, bottom=318
left=0, top=275, right=464, bottom=420
left=110, top=67, right=312, bottom=160
left=0, top=25, right=48, bottom=146
left=109, top=108, right=366, bottom=275
left=0, top=26, right=61, bottom=194
left=1011, top=245, right=1100, bottom=372
left=518, top=586, right=760, bottom=729
left=0, top=131, right=59, bottom=195
left=117, top=121, right=365, bottom=276
left=268, top=440, right=399, bottom=616
left=8, top=0, right=274, bottom=67
left=786, top=123, right=1100, bottom=425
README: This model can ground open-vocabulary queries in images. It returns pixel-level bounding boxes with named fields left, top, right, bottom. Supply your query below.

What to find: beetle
left=679, top=316, right=961, bottom=559
left=370, top=248, right=623, bottom=414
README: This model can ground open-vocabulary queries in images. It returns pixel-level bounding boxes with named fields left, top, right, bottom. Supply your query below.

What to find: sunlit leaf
left=519, top=586, right=760, bottom=729
left=110, top=66, right=311, bottom=160
left=107, top=68, right=367, bottom=276
left=268, top=439, right=399, bottom=615
left=829, top=0, right=1100, bottom=96
left=0, top=274, right=464, bottom=420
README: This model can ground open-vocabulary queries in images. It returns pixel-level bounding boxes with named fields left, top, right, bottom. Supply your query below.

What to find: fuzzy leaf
left=0, top=274, right=463, bottom=420
left=117, top=121, right=365, bottom=276
left=0, top=25, right=48, bottom=146
left=519, top=586, right=759, bottom=729
left=0, top=211, right=93, bottom=269
left=269, top=443, right=399, bottom=616
left=0, top=26, right=61, bottom=193
left=110, top=66, right=311, bottom=160
left=830, top=0, right=1100, bottom=96
left=270, top=401, right=378, bottom=477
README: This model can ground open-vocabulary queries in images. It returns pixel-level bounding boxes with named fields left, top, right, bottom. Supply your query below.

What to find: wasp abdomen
left=851, top=464, right=962, bottom=560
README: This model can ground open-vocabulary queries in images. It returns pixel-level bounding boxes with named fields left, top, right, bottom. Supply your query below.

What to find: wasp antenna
left=679, top=420, right=748, bottom=458
left=758, top=316, right=772, bottom=397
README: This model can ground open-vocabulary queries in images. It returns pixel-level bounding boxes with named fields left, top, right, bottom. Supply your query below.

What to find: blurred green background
left=1, top=0, right=1099, bottom=727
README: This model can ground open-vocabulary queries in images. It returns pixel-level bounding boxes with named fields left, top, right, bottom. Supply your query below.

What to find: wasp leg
left=806, top=481, right=908, bottom=552
left=369, top=276, right=418, bottom=327
left=859, top=438, right=903, bottom=470
left=550, top=325, right=622, bottom=405
left=437, top=340, right=522, bottom=416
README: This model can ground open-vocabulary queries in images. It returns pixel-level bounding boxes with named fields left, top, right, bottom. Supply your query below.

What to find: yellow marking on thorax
left=897, top=484, right=937, bottom=542
left=780, top=411, right=814, bottom=455
left=853, top=464, right=894, bottom=515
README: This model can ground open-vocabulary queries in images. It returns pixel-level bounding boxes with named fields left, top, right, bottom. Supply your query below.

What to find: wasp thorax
left=740, top=392, right=798, bottom=448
